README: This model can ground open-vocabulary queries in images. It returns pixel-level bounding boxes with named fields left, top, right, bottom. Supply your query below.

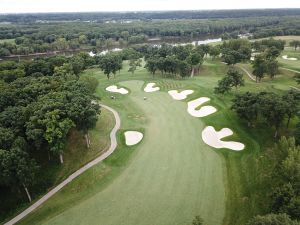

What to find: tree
left=214, top=67, right=244, bottom=95
left=53, top=38, right=69, bottom=51
left=222, top=39, right=251, bottom=64
left=269, top=137, right=300, bottom=219
left=42, top=109, right=74, bottom=164
left=247, top=213, right=300, bottom=225
left=128, top=58, right=142, bottom=74
left=178, top=60, right=192, bottom=78
left=295, top=74, right=300, bottom=84
left=231, top=92, right=259, bottom=127
left=78, top=34, right=88, bottom=44
left=259, top=93, right=287, bottom=138
left=98, top=53, right=123, bottom=79
left=271, top=183, right=295, bottom=213
left=53, top=63, right=75, bottom=78
left=0, top=139, right=38, bottom=202
left=209, top=46, right=221, bottom=59
left=66, top=92, right=100, bottom=149
left=0, top=47, right=10, bottom=57
left=281, top=148, right=300, bottom=186
left=187, top=52, right=203, bottom=77
left=0, top=127, right=15, bottom=149
left=70, top=56, right=85, bottom=76
left=266, top=59, right=279, bottom=79
left=252, top=54, right=267, bottom=82
left=265, top=46, right=281, bottom=59
left=191, top=216, right=204, bottom=225
left=226, top=67, right=244, bottom=89
left=120, top=31, right=130, bottom=41
left=222, top=50, right=239, bottom=65
left=214, top=76, right=232, bottom=95
left=295, top=123, right=300, bottom=145
left=283, top=90, right=300, bottom=128
left=145, top=57, right=158, bottom=76
left=80, top=76, right=99, bottom=94
left=173, top=45, right=191, bottom=61
left=290, top=40, right=300, bottom=51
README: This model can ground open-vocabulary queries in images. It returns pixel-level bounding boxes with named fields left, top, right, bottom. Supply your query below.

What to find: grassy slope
left=16, top=58, right=299, bottom=225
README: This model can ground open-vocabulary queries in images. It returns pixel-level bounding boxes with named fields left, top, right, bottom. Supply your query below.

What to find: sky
left=0, top=0, right=300, bottom=13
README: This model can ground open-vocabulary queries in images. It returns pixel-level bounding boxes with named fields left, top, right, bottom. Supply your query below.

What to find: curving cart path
left=4, top=103, right=120, bottom=225
left=237, top=65, right=256, bottom=81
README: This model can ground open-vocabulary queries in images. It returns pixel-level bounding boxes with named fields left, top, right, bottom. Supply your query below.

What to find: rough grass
left=15, top=59, right=299, bottom=225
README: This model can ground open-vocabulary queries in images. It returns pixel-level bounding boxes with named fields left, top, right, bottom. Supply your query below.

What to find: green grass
left=278, top=49, right=300, bottom=72
left=0, top=38, right=15, bottom=44
left=15, top=59, right=298, bottom=225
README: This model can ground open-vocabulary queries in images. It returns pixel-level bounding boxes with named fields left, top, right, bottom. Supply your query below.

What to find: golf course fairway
left=33, top=80, right=226, bottom=225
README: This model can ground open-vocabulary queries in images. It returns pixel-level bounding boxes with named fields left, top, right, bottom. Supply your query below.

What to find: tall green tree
left=98, top=53, right=123, bottom=79
left=266, top=59, right=279, bottom=79
left=259, top=93, right=287, bottom=138
left=231, top=92, right=259, bottom=127
left=283, top=90, right=300, bottom=128
left=290, top=40, right=300, bottom=51
left=252, top=54, right=267, bottom=82
left=226, top=67, right=244, bottom=89
left=42, top=109, right=74, bottom=164
left=187, top=52, right=203, bottom=77
left=128, top=58, right=142, bottom=74
left=0, top=139, right=38, bottom=202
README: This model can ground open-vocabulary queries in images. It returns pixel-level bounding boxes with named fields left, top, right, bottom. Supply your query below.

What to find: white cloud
left=0, top=0, right=299, bottom=13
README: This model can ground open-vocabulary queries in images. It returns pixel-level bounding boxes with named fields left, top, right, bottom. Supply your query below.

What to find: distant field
left=273, top=35, right=300, bottom=43
left=253, top=35, right=300, bottom=45
left=0, top=38, right=15, bottom=44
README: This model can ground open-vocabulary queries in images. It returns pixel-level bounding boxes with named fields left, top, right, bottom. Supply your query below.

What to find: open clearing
left=18, top=79, right=227, bottom=225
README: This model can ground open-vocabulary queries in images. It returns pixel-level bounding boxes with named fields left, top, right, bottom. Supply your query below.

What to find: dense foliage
left=0, top=53, right=100, bottom=211
left=231, top=90, right=300, bottom=137
left=1, top=11, right=300, bottom=57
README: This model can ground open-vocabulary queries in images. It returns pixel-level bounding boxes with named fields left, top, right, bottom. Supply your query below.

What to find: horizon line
left=1, top=7, right=300, bottom=15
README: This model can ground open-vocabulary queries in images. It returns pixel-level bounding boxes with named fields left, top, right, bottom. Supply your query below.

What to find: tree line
left=0, top=16, right=291, bottom=57
left=0, top=53, right=99, bottom=207
left=142, top=44, right=207, bottom=78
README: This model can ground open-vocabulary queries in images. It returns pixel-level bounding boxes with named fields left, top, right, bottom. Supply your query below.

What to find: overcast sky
left=0, top=0, right=299, bottom=13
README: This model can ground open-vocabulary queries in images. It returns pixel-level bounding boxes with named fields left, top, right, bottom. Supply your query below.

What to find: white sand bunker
left=168, top=90, right=194, bottom=100
left=106, top=85, right=129, bottom=94
left=202, top=126, right=245, bottom=151
left=124, top=131, right=143, bottom=146
left=187, top=97, right=217, bottom=117
left=144, top=83, right=160, bottom=92
left=282, top=55, right=298, bottom=61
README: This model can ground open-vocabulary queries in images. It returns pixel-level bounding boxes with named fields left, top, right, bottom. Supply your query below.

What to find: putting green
left=42, top=80, right=225, bottom=225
